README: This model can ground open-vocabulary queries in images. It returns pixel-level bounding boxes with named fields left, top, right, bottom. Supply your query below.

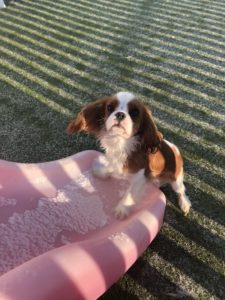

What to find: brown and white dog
left=67, top=92, right=191, bottom=218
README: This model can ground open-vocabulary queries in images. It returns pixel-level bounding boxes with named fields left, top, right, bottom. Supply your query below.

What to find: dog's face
left=67, top=92, right=162, bottom=153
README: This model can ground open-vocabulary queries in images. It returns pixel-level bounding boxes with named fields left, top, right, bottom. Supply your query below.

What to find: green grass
left=0, top=0, right=225, bottom=298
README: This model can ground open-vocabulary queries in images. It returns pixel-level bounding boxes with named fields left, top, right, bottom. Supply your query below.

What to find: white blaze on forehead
left=116, top=92, right=135, bottom=111
left=105, top=92, right=135, bottom=137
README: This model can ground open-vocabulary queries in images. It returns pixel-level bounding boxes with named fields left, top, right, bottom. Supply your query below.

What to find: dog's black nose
left=115, top=112, right=126, bottom=121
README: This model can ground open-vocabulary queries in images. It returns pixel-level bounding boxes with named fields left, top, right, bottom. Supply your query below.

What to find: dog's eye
left=107, top=104, right=115, bottom=113
left=129, top=108, right=139, bottom=118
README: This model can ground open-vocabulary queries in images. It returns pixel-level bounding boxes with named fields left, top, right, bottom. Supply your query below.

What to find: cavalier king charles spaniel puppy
left=67, top=92, right=191, bottom=218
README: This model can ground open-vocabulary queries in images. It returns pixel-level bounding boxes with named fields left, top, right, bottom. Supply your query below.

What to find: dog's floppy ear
left=66, top=111, right=86, bottom=134
left=139, top=106, right=163, bottom=153
left=66, top=98, right=107, bottom=134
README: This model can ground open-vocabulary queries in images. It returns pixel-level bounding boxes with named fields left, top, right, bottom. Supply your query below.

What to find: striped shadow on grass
left=0, top=23, right=222, bottom=134
left=0, top=0, right=225, bottom=299
left=1, top=3, right=224, bottom=123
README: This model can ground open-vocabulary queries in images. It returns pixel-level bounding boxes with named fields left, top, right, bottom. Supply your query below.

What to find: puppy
left=67, top=92, right=191, bottom=218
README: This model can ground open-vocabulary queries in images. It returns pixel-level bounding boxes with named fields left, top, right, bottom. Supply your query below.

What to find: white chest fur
left=100, top=134, right=138, bottom=174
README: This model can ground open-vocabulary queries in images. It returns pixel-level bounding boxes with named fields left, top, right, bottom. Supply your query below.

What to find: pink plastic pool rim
left=0, top=150, right=166, bottom=300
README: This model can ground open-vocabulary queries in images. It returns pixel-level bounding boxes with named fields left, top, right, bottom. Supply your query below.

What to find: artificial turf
left=0, top=0, right=224, bottom=298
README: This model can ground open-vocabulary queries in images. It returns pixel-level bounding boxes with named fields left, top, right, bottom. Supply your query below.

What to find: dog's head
left=67, top=92, right=162, bottom=153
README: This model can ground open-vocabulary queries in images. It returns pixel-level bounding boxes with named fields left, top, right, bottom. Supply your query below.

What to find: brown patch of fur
left=125, top=149, right=148, bottom=173
left=126, top=139, right=183, bottom=183
left=125, top=101, right=181, bottom=182
left=173, top=146, right=184, bottom=180
left=66, top=96, right=118, bottom=134
left=66, top=111, right=86, bottom=134
left=128, top=100, right=163, bottom=153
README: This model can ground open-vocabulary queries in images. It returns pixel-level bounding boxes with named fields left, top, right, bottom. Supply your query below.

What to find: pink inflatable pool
left=0, top=150, right=166, bottom=300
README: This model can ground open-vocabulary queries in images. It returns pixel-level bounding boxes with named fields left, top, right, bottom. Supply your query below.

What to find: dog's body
left=67, top=92, right=191, bottom=218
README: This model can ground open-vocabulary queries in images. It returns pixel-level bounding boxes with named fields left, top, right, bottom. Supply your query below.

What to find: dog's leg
left=114, top=169, right=147, bottom=219
left=171, top=174, right=191, bottom=215
left=92, top=156, right=112, bottom=179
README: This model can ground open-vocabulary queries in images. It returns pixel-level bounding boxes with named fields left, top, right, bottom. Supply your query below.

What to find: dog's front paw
left=92, top=157, right=111, bottom=179
left=114, top=203, right=132, bottom=219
